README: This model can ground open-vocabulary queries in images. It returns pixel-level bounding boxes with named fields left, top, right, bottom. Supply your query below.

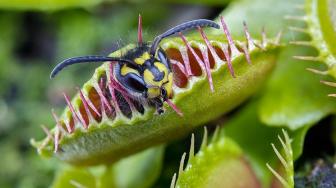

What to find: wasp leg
left=150, top=97, right=164, bottom=114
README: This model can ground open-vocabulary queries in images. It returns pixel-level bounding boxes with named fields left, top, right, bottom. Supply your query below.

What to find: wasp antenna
left=150, top=19, right=220, bottom=55
left=50, top=56, right=131, bottom=79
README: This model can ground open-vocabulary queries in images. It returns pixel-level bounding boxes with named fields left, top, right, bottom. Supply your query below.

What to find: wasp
left=50, top=18, right=219, bottom=114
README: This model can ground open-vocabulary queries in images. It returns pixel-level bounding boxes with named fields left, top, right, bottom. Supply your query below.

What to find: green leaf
left=216, top=0, right=304, bottom=41
left=52, top=146, right=164, bottom=188
left=0, top=0, right=114, bottom=11
left=301, top=0, right=336, bottom=78
left=220, top=0, right=336, bottom=130
left=259, top=46, right=336, bottom=130
left=113, top=145, right=164, bottom=188
left=174, top=130, right=260, bottom=188
left=222, top=101, right=309, bottom=187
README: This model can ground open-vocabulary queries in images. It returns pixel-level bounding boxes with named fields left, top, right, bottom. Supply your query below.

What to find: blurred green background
left=0, top=1, right=226, bottom=187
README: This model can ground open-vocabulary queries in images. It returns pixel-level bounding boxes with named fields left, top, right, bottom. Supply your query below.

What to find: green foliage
left=173, top=130, right=260, bottom=188
left=0, top=0, right=113, bottom=11
left=52, top=146, right=164, bottom=188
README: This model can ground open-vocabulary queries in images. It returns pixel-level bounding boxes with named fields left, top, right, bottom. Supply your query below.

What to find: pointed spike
left=179, top=33, right=200, bottom=76
left=278, top=135, right=290, bottom=159
left=274, top=30, right=283, bottom=45
left=51, top=109, right=70, bottom=133
left=78, top=88, right=101, bottom=117
left=199, top=41, right=214, bottom=92
left=166, top=99, right=183, bottom=116
left=63, top=92, right=87, bottom=129
left=109, top=79, right=137, bottom=114
left=220, top=43, right=235, bottom=77
left=138, top=14, right=143, bottom=44
left=288, top=26, right=308, bottom=33
left=321, top=80, right=336, bottom=87
left=170, top=173, right=177, bottom=188
left=78, top=88, right=93, bottom=118
left=253, top=42, right=264, bottom=50
left=198, top=25, right=235, bottom=90
left=178, top=152, right=186, bottom=176
left=282, top=129, right=293, bottom=156
left=293, top=55, right=321, bottom=61
left=107, top=84, right=122, bottom=115
left=271, top=143, right=288, bottom=169
left=69, top=180, right=86, bottom=188
left=99, top=92, right=107, bottom=117
left=220, top=16, right=240, bottom=56
left=201, top=127, right=208, bottom=150
left=171, top=59, right=187, bottom=76
left=212, top=126, right=220, bottom=142
left=243, top=21, right=255, bottom=49
left=293, top=4, right=305, bottom=10
left=266, top=163, right=290, bottom=187
left=261, top=27, right=267, bottom=49
left=241, top=44, right=252, bottom=65
left=54, top=128, right=60, bottom=153
left=179, top=47, right=192, bottom=77
left=94, top=82, right=112, bottom=112
left=38, top=125, right=53, bottom=150
left=41, top=124, right=54, bottom=141
left=327, top=94, right=336, bottom=97
left=306, top=68, right=328, bottom=75
left=289, top=40, right=312, bottom=46
left=284, top=15, right=307, bottom=21
left=189, top=134, right=195, bottom=162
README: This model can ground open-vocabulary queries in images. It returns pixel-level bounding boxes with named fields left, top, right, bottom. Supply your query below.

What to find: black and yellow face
left=115, top=47, right=173, bottom=101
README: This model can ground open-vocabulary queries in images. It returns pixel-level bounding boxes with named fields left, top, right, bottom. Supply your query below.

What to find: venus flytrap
left=287, top=0, right=336, bottom=96
left=31, top=17, right=281, bottom=166
left=171, top=128, right=260, bottom=188
left=266, top=130, right=294, bottom=188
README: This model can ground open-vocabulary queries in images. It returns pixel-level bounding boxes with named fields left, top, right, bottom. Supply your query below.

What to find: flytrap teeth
left=284, top=15, right=307, bottom=22
left=220, top=16, right=240, bottom=56
left=107, top=83, right=122, bottom=116
left=289, top=40, right=312, bottom=46
left=306, top=68, right=328, bottom=75
left=288, top=26, right=308, bottom=34
left=52, top=109, right=72, bottom=133
left=179, top=32, right=203, bottom=77
left=198, top=27, right=215, bottom=91
left=321, top=80, right=336, bottom=87
left=63, top=92, right=88, bottom=129
left=171, top=59, right=187, bottom=76
left=78, top=88, right=101, bottom=117
left=243, top=21, right=254, bottom=49
left=293, top=55, right=321, bottom=61
left=166, top=99, right=183, bottom=116
left=95, top=81, right=112, bottom=112
left=39, top=125, right=54, bottom=149
left=293, top=4, right=305, bottom=10
left=266, top=129, right=294, bottom=188
left=274, top=30, right=283, bottom=45
left=321, top=80, right=336, bottom=98
left=170, top=128, right=208, bottom=188
left=175, top=16, right=260, bottom=92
